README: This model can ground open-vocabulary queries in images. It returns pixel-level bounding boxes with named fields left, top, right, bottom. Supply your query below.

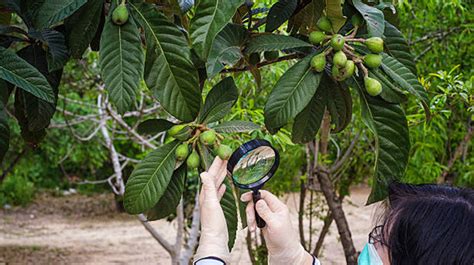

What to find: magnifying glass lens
left=232, top=146, right=276, bottom=185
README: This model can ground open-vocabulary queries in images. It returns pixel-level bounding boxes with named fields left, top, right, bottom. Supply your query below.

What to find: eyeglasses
left=368, top=225, right=387, bottom=246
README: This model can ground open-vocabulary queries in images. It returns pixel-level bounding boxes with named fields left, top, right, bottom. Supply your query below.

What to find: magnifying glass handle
left=252, top=190, right=266, bottom=228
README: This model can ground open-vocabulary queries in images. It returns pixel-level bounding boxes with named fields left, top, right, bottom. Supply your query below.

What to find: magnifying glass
left=227, top=139, right=280, bottom=228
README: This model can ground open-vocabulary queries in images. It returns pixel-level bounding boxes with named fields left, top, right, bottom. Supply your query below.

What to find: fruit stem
left=345, top=38, right=366, bottom=43
left=347, top=25, right=359, bottom=38
left=343, top=43, right=355, bottom=51
left=356, top=62, right=369, bottom=78
left=323, top=47, right=333, bottom=56
left=342, top=46, right=358, bottom=60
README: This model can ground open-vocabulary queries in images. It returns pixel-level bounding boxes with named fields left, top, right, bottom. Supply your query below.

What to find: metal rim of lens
left=227, top=139, right=280, bottom=190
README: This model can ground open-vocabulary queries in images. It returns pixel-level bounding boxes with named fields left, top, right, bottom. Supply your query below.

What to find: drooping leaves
left=245, top=34, right=312, bottom=54
left=352, top=0, right=384, bottom=37
left=264, top=55, right=322, bottom=133
left=145, top=165, right=186, bottom=221
left=327, top=79, right=352, bottom=133
left=380, top=53, right=430, bottom=118
left=207, top=23, right=247, bottom=78
left=0, top=47, right=55, bottom=103
left=35, top=0, right=88, bottom=29
left=292, top=80, right=327, bottom=143
left=212, top=120, right=260, bottom=133
left=65, top=0, right=104, bottom=58
left=326, top=0, right=346, bottom=33
left=137, top=119, right=175, bottom=136
left=199, top=77, right=238, bottom=124
left=355, top=80, right=410, bottom=204
left=131, top=3, right=201, bottom=122
left=265, top=0, right=297, bottom=32
left=99, top=16, right=144, bottom=114
left=124, top=141, right=180, bottom=215
left=189, top=0, right=244, bottom=59
left=383, top=22, right=416, bottom=74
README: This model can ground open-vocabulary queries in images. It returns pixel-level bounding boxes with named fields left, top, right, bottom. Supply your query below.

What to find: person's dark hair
left=378, top=183, right=474, bottom=265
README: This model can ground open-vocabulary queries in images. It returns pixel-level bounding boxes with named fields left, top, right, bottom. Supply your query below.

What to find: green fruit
left=331, top=64, right=342, bottom=80
left=330, top=34, right=345, bottom=51
left=249, top=53, right=261, bottom=65
left=112, top=4, right=129, bottom=25
left=200, top=130, right=216, bottom=145
left=175, top=144, right=189, bottom=161
left=217, top=145, right=233, bottom=160
left=364, top=77, right=382, bottom=96
left=340, top=60, right=355, bottom=79
left=351, top=14, right=363, bottom=27
left=168, top=125, right=186, bottom=137
left=309, top=31, right=326, bottom=45
left=363, top=54, right=382, bottom=69
left=311, top=54, right=326, bottom=72
left=186, top=150, right=200, bottom=169
left=365, top=37, right=384, bottom=53
left=316, top=16, right=332, bottom=32
left=264, top=51, right=279, bottom=61
left=333, top=51, right=347, bottom=68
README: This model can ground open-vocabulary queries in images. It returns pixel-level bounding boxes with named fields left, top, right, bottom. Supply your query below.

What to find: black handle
left=252, top=190, right=266, bottom=228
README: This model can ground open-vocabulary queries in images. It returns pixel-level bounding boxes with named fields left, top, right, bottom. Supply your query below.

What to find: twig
left=221, top=53, right=303, bottom=73
left=330, top=132, right=361, bottom=173
left=138, top=214, right=175, bottom=255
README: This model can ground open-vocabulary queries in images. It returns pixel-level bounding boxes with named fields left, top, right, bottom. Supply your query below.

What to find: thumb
left=255, top=200, right=273, bottom=221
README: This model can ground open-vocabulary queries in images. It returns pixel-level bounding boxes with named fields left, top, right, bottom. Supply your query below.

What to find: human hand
left=194, top=157, right=230, bottom=262
left=241, top=190, right=313, bottom=265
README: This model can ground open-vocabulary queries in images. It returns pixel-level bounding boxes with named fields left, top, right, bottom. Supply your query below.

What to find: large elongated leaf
left=35, top=0, right=88, bottom=29
left=245, top=34, right=312, bottom=54
left=212, top=120, right=259, bottom=133
left=99, top=17, right=143, bottom=114
left=327, top=78, right=352, bottom=133
left=352, top=0, right=384, bottom=37
left=0, top=47, right=55, bottom=103
left=124, top=141, right=180, bottom=214
left=65, top=0, right=104, bottom=59
left=380, top=53, right=430, bottom=118
left=199, top=77, right=238, bottom=123
left=383, top=22, right=416, bottom=74
left=222, top=179, right=238, bottom=250
left=137, top=119, right=175, bottom=136
left=145, top=165, right=186, bottom=221
left=288, top=0, right=324, bottom=35
left=292, top=81, right=327, bottom=143
left=326, top=0, right=346, bottom=33
left=207, top=23, right=247, bottom=78
left=264, top=55, right=322, bottom=133
left=265, top=0, right=297, bottom=32
left=355, top=79, right=410, bottom=204
left=131, top=3, right=201, bottom=122
left=189, top=0, right=244, bottom=59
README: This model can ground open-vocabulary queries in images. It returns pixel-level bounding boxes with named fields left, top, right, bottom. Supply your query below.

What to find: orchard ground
left=0, top=185, right=377, bottom=264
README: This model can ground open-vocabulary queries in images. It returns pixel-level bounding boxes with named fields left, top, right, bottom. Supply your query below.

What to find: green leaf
left=137, top=119, right=175, bottom=136
left=288, top=0, right=324, bottom=35
left=199, top=77, right=238, bottom=124
left=380, top=53, right=430, bottom=118
left=352, top=0, right=384, bottom=37
left=245, top=34, right=312, bottom=54
left=265, top=0, right=297, bottom=32
left=355, top=79, right=410, bottom=204
left=29, top=29, right=69, bottom=72
left=99, top=17, right=144, bottom=114
left=326, top=0, right=346, bottom=33
left=189, top=0, right=244, bottom=59
left=0, top=81, right=9, bottom=162
left=264, top=55, right=322, bottom=133
left=131, top=3, right=201, bottom=122
left=221, top=179, right=238, bottom=250
left=145, top=165, right=186, bottom=221
left=207, top=23, right=247, bottom=78
left=383, top=22, right=416, bottom=74
left=369, top=69, right=407, bottom=104
left=0, top=47, right=55, bottom=103
left=327, top=79, right=352, bottom=133
left=35, top=0, right=88, bottom=29
left=124, top=141, right=180, bottom=214
left=292, top=80, right=327, bottom=143
left=65, top=0, right=104, bottom=59
left=212, top=120, right=260, bottom=133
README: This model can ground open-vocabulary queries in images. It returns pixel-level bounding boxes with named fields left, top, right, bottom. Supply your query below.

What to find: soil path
left=0, top=186, right=379, bottom=264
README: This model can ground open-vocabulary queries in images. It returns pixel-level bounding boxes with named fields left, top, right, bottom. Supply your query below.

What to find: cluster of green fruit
left=168, top=125, right=233, bottom=169
left=112, top=1, right=129, bottom=25
left=308, top=15, right=384, bottom=96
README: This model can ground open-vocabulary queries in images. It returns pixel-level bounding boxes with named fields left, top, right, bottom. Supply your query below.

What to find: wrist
left=194, top=241, right=230, bottom=264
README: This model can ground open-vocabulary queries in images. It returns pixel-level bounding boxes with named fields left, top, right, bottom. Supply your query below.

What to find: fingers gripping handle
left=252, top=190, right=266, bottom=228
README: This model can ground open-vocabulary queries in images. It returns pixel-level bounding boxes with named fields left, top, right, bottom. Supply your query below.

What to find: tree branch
left=221, top=53, right=303, bottom=73
left=138, top=214, right=175, bottom=255
left=330, top=132, right=361, bottom=173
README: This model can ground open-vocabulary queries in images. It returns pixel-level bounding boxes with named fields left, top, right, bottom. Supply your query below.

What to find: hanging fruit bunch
left=169, top=124, right=233, bottom=169
left=309, top=14, right=384, bottom=96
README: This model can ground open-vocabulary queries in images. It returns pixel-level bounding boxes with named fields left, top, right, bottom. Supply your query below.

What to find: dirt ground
left=0, top=186, right=380, bottom=264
